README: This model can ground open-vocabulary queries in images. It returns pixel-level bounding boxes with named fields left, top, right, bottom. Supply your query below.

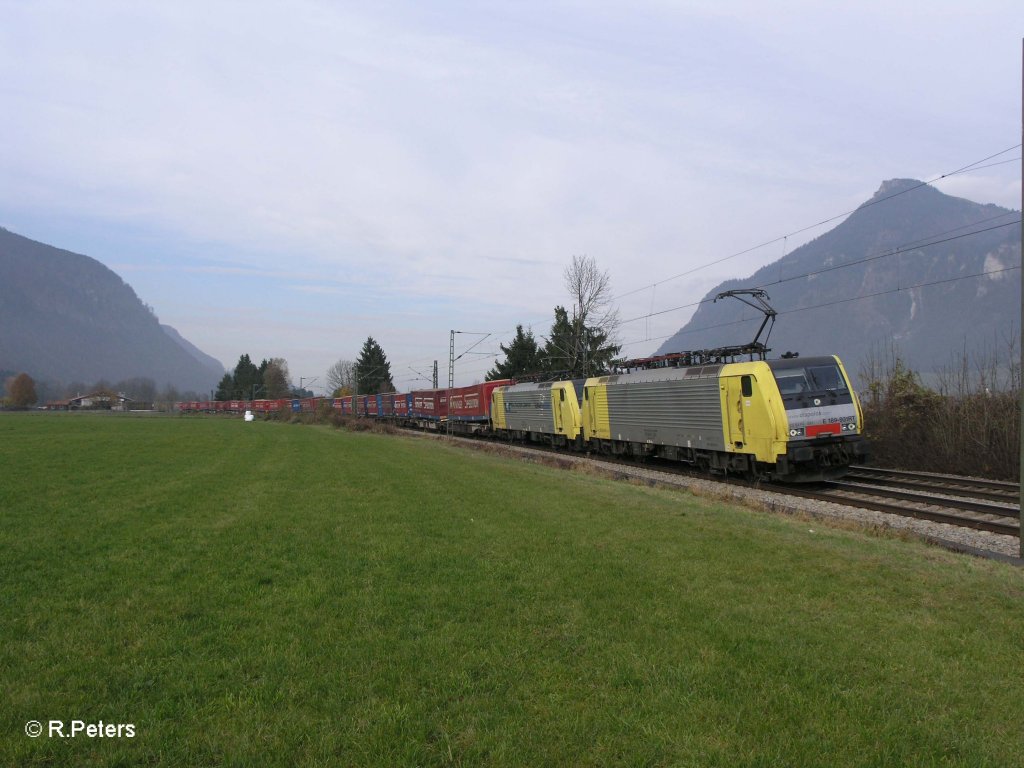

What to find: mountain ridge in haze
left=0, top=226, right=224, bottom=394
left=654, top=180, right=1022, bottom=383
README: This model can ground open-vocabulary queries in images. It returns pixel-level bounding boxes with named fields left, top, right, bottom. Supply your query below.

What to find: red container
left=448, top=380, right=512, bottom=422
left=392, top=393, right=411, bottom=417
left=411, top=388, right=448, bottom=420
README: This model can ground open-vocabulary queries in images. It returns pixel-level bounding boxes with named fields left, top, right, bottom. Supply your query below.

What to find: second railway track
left=844, top=466, right=1019, bottom=504
left=774, top=468, right=1015, bottom=536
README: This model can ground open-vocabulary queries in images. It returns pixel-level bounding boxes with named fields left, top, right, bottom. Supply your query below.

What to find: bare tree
left=263, top=358, right=292, bottom=398
left=565, top=255, right=618, bottom=331
left=326, top=359, right=356, bottom=396
left=553, top=255, right=621, bottom=376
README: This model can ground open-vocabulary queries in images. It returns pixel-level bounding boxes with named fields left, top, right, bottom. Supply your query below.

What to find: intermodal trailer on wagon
left=392, top=393, right=412, bottom=417
left=448, top=380, right=512, bottom=424
left=410, top=388, right=448, bottom=422
left=251, top=399, right=284, bottom=413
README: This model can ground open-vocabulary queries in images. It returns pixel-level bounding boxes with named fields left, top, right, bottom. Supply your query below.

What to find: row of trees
left=213, top=257, right=616, bottom=403
left=318, top=257, right=622, bottom=394
left=488, top=255, right=621, bottom=381
left=2, top=371, right=203, bottom=410
left=216, top=337, right=398, bottom=402
left=214, top=356, right=292, bottom=401
left=326, top=337, right=395, bottom=397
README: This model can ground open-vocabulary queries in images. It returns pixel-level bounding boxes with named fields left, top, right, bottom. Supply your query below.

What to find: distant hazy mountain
left=0, top=227, right=224, bottom=394
left=655, top=180, right=1021, bottom=384
left=160, top=324, right=225, bottom=380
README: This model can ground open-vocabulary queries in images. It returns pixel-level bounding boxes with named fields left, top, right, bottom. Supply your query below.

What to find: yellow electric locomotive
left=491, top=290, right=866, bottom=481
left=491, top=355, right=865, bottom=482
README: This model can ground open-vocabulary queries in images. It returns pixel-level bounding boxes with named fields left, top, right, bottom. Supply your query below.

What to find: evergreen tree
left=486, top=325, right=542, bottom=381
left=579, top=324, right=619, bottom=375
left=214, top=372, right=234, bottom=401
left=214, top=354, right=264, bottom=400
left=542, top=305, right=620, bottom=378
left=355, top=337, right=395, bottom=394
left=542, top=306, right=576, bottom=375
left=232, top=354, right=260, bottom=399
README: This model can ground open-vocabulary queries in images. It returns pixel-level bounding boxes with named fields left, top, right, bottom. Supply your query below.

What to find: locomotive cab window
left=773, top=363, right=848, bottom=395
left=741, top=375, right=752, bottom=398
left=806, top=365, right=846, bottom=392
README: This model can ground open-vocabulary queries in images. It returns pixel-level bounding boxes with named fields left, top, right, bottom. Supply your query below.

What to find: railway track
left=554, top=449, right=1021, bottom=538
left=782, top=470, right=1020, bottom=537
left=429, top=429, right=1022, bottom=540
left=845, top=466, right=1019, bottom=504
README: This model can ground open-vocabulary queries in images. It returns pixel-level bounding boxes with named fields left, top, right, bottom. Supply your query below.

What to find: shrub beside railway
left=861, top=353, right=1020, bottom=482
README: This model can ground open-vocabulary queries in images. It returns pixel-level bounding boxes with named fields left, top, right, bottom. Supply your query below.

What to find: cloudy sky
left=1, top=1, right=1021, bottom=391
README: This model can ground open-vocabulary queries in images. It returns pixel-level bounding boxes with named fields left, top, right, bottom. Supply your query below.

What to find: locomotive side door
left=552, top=387, right=565, bottom=433
left=725, top=374, right=775, bottom=461
left=725, top=376, right=748, bottom=449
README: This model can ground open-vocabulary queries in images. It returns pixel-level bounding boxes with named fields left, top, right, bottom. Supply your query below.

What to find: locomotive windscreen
left=770, top=361, right=848, bottom=396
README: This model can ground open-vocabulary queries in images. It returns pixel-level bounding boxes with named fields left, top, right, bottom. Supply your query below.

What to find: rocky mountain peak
left=654, top=182, right=1021, bottom=384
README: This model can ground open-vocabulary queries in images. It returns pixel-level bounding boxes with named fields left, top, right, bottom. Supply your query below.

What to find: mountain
left=654, top=180, right=1022, bottom=385
left=0, top=227, right=224, bottom=394
left=160, top=324, right=225, bottom=381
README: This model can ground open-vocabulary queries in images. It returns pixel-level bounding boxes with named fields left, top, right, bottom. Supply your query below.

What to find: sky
left=1, top=1, right=1021, bottom=393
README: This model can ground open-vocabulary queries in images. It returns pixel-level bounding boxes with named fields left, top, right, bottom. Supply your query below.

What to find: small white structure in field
left=244, top=410, right=254, bottom=422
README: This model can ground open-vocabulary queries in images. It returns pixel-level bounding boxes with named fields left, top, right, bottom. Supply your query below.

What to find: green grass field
left=2, top=413, right=1022, bottom=766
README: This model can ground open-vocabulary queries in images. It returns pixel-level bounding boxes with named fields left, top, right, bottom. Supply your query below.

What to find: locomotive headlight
left=789, top=427, right=805, bottom=438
